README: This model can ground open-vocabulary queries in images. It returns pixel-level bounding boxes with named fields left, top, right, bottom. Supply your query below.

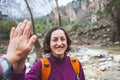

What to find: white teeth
left=58, top=48, right=62, bottom=49
left=56, top=47, right=63, bottom=49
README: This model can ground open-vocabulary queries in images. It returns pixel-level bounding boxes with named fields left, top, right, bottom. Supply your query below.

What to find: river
left=0, top=40, right=120, bottom=80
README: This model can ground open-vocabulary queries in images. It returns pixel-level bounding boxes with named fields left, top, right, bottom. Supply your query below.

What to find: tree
left=55, top=0, right=61, bottom=27
left=104, top=0, right=120, bottom=42
left=48, top=0, right=61, bottom=27
left=24, top=0, right=42, bottom=58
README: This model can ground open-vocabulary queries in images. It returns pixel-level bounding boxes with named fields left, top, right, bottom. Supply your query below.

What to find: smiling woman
left=43, top=27, right=71, bottom=58
left=8, top=27, right=85, bottom=80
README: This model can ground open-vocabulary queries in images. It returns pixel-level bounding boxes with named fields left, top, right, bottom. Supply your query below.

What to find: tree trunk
left=24, top=0, right=42, bottom=58
left=55, top=0, right=61, bottom=27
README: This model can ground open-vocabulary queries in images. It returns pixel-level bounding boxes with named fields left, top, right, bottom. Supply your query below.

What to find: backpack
left=40, top=56, right=80, bottom=80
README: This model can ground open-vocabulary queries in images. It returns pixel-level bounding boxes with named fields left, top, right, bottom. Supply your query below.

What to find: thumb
left=27, top=35, right=37, bottom=49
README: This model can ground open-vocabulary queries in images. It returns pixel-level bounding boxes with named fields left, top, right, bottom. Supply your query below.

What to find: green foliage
left=96, top=10, right=103, bottom=16
left=92, top=22, right=98, bottom=26
left=80, top=24, right=86, bottom=29
left=70, top=21, right=88, bottom=32
left=71, top=22, right=79, bottom=31
left=35, top=24, right=41, bottom=30
left=0, top=20, right=9, bottom=30
left=105, top=0, right=120, bottom=41
left=37, top=33, right=44, bottom=39
left=35, top=24, right=46, bottom=31
left=102, top=9, right=109, bottom=16
left=112, top=0, right=120, bottom=10
left=0, top=20, right=10, bottom=39
left=35, top=23, right=53, bottom=32
left=106, top=0, right=120, bottom=11
left=61, top=19, right=69, bottom=26
left=0, top=20, right=16, bottom=39
left=34, top=16, right=50, bottom=32
left=34, top=16, right=46, bottom=25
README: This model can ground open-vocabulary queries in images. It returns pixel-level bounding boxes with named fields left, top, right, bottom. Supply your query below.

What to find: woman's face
left=50, top=29, right=67, bottom=58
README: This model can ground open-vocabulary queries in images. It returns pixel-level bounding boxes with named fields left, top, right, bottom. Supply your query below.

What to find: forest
left=0, top=0, right=120, bottom=80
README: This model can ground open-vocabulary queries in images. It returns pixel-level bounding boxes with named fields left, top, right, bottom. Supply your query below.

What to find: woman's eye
left=61, top=38, right=65, bottom=41
left=53, top=38, right=58, bottom=42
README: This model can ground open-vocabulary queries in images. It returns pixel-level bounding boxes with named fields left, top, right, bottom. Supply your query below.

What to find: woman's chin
left=54, top=52, right=64, bottom=58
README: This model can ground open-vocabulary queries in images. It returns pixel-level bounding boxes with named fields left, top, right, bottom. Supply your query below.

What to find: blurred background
left=0, top=0, right=120, bottom=80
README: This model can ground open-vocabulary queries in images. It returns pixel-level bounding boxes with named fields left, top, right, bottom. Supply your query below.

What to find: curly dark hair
left=43, top=27, right=71, bottom=54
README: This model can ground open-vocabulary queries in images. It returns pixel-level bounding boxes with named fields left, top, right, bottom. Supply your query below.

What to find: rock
left=99, top=58, right=107, bottom=62
left=84, top=70, right=97, bottom=77
left=90, top=79, right=96, bottom=80
left=103, top=34, right=107, bottom=38
left=114, top=41, right=120, bottom=45
left=82, top=55, right=90, bottom=61
left=113, top=55, right=120, bottom=63
left=99, top=66, right=106, bottom=71
left=107, top=56, right=113, bottom=61
left=105, top=61, right=114, bottom=68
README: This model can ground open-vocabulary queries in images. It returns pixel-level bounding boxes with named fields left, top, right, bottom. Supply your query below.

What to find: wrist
left=2, top=54, right=17, bottom=65
left=13, top=62, right=25, bottom=73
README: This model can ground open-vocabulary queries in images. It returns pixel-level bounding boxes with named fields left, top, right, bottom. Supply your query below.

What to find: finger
left=14, top=22, right=22, bottom=37
left=18, top=20, right=28, bottom=36
left=10, top=27, right=15, bottom=40
left=27, top=35, right=37, bottom=50
left=23, top=21, right=31, bottom=39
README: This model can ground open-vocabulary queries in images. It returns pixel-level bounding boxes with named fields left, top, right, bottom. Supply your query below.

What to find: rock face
left=66, top=8, right=77, bottom=22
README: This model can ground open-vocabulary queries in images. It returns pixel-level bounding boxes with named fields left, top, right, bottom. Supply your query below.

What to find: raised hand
left=3, top=20, right=37, bottom=66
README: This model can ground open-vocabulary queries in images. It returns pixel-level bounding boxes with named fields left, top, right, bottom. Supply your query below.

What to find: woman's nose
left=57, top=40, right=62, bottom=45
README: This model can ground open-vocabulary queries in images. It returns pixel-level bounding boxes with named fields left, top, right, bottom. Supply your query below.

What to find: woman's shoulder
left=28, top=59, right=42, bottom=73
left=34, top=59, right=42, bottom=66
left=30, top=59, right=42, bottom=69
